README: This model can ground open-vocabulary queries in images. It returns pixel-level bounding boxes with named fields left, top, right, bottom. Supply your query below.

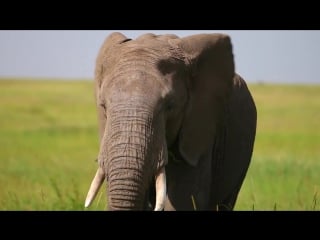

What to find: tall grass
left=0, top=79, right=319, bottom=210
left=0, top=79, right=105, bottom=210
left=235, top=84, right=320, bottom=210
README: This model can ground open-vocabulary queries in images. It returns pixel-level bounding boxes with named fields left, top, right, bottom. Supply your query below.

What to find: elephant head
left=84, top=32, right=254, bottom=210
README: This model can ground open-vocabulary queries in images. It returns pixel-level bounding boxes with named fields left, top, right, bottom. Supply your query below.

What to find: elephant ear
left=172, top=34, right=235, bottom=167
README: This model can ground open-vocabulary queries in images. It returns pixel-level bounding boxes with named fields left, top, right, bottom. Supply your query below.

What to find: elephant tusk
left=85, top=167, right=105, bottom=208
left=154, top=167, right=167, bottom=211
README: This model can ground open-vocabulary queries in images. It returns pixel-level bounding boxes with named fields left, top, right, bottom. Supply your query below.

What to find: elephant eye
left=99, top=103, right=107, bottom=118
left=166, top=99, right=175, bottom=112
left=100, top=103, right=106, bottom=111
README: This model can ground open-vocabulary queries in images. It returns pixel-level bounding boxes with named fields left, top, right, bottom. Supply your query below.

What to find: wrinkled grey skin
left=90, top=32, right=257, bottom=210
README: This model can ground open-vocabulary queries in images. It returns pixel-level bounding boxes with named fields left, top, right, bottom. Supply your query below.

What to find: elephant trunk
left=101, top=101, right=166, bottom=210
left=107, top=165, right=145, bottom=210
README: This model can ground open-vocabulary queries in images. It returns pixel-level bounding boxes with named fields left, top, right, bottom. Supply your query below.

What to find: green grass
left=0, top=79, right=319, bottom=210
left=235, top=84, right=320, bottom=210
left=0, top=79, right=106, bottom=210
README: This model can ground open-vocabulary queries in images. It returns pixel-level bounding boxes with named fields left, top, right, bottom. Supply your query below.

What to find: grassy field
left=0, top=79, right=319, bottom=210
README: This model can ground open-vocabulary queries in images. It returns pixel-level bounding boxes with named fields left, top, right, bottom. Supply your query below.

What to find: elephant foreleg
left=165, top=149, right=213, bottom=210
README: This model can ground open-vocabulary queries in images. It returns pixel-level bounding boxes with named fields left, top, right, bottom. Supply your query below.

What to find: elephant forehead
left=108, top=45, right=182, bottom=81
left=105, top=69, right=165, bottom=99
left=102, top=40, right=186, bottom=100
left=119, top=39, right=180, bottom=60
left=115, top=46, right=186, bottom=81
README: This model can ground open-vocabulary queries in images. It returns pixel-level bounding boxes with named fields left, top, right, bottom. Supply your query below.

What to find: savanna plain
left=0, top=79, right=319, bottom=210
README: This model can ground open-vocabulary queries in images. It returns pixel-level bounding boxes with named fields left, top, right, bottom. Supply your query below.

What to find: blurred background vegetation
left=0, top=79, right=319, bottom=210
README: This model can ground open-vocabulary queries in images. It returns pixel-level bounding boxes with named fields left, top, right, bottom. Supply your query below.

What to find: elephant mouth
left=145, top=178, right=156, bottom=210
left=85, top=166, right=167, bottom=211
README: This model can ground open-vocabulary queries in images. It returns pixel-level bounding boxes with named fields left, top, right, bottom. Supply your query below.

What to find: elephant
left=84, top=32, right=257, bottom=211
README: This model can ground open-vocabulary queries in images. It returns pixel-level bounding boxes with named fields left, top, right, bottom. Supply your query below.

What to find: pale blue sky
left=0, top=30, right=319, bottom=84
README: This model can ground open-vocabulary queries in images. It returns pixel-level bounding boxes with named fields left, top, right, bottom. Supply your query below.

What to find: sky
left=0, top=30, right=320, bottom=84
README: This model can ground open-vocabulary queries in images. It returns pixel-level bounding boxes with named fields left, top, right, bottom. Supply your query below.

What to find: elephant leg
left=165, top=148, right=213, bottom=211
